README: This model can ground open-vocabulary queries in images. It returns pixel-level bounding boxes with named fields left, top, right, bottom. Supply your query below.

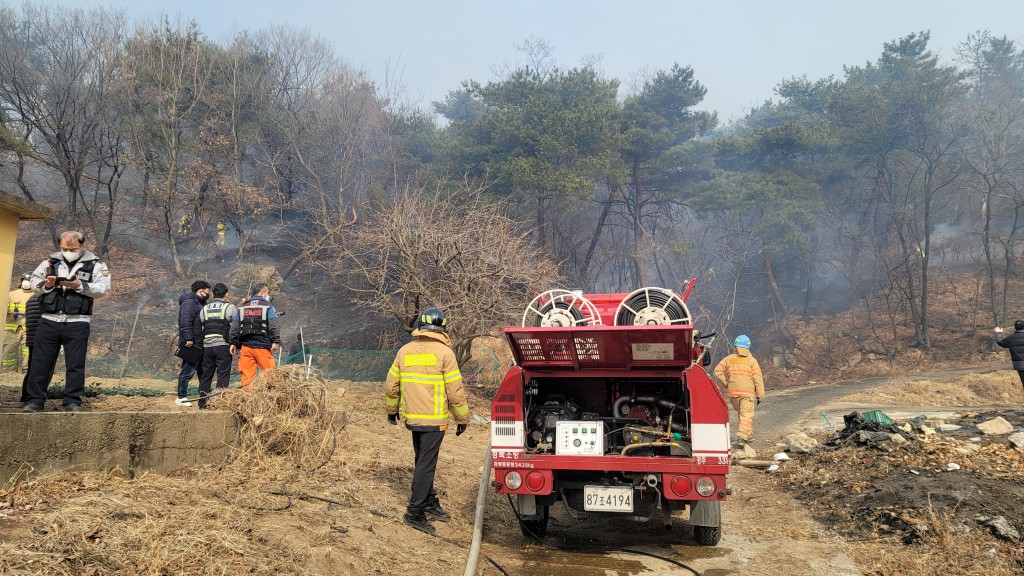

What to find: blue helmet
left=733, top=334, right=751, bottom=349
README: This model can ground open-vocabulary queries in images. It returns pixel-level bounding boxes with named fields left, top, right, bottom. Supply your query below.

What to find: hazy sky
left=30, top=0, right=1024, bottom=122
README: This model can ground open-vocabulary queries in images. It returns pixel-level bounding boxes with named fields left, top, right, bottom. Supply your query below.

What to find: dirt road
left=754, top=363, right=1006, bottom=440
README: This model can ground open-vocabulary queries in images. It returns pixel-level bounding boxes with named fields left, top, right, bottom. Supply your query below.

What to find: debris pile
left=772, top=409, right=1024, bottom=575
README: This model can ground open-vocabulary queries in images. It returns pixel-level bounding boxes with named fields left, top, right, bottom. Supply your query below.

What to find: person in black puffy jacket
left=995, top=319, right=1024, bottom=394
left=175, top=280, right=210, bottom=406
left=19, top=293, right=42, bottom=403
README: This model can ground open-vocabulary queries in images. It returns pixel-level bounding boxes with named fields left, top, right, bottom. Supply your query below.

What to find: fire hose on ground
left=463, top=441, right=492, bottom=576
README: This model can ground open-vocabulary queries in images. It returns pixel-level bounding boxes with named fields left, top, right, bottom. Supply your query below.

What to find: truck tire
left=519, top=505, right=549, bottom=539
left=693, top=524, right=720, bottom=546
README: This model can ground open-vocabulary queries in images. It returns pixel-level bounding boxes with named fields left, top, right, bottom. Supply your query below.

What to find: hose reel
left=521, top=290, right=603, bottom=327
left=613, top=287, right=691, bottom=326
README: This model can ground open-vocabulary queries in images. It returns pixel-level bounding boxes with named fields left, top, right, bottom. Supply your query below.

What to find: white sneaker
left=175, top=397, right=193, bottom=407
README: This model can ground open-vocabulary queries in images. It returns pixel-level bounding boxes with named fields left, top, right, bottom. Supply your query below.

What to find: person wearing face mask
left=3, top=274, right=33, bottom=371
left=22, top=231, right=111, bottom=412
left=175, top=280, right=211, bottom=407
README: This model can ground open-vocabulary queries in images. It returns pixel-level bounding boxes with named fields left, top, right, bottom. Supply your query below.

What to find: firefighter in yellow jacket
left=713, top=334, right=765, bottom=447
left=384, top=307, right=470, bottom=534
left=4, top=274, right=32, bottom=370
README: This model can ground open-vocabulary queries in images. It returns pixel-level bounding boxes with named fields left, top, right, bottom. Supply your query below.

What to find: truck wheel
left=519, top=505, right=549, bottom=540
left=693, top=524, right=720, bottom=546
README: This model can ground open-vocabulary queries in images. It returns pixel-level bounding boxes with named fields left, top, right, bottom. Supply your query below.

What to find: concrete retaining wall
left=0, top=411, right=237, bottom=483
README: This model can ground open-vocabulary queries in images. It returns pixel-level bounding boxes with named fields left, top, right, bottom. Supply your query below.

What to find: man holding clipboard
left=175, top=280, right=210, bottom=406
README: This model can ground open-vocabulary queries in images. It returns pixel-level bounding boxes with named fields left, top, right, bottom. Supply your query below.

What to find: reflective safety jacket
left=384, top=329, right=470, bottom=428
left=6, top=289, right=31, bottom=332
left=200, top=299, right=236, bottom=347
left=230, top=296, right=280, bottom=349
left=713, top=347, right=765, bottom=400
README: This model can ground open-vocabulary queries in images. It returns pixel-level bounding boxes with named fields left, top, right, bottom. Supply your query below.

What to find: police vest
left=238, top=303, right=270, bottom=338
left=40, top=258, right=97, bottom=316
left=200, top=301, right=232, bottom=340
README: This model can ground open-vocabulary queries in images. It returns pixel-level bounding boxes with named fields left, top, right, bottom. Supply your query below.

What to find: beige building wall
left=0, top=191, right=54, bottom=318
left=0, top=209, right=19, bottom=317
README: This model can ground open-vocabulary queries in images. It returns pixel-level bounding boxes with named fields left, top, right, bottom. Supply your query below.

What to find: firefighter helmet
left=417, top=307, right=447, bottom=332
left=733, top=334, right=751, bottom=349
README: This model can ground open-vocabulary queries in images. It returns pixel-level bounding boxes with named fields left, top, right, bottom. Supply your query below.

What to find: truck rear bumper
left=492, top=455, right=729, bottom=501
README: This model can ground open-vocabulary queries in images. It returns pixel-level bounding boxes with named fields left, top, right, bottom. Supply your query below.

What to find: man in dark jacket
left=176, top=280, right=210, bottom=406
left=995, top=320, right=1024, bottom=393
left=19, top=292, right=43, bottom=404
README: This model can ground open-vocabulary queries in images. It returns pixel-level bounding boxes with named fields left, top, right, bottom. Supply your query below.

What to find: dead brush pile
left=212, top=365, right=341, bottom=470
left=0, top=366, right=356, bottom=575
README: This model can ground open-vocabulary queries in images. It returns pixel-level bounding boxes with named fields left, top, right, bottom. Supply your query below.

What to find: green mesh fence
left=1, top=347, right=400, bottom=393
left=94, top=347, right=399, bottom=383
left=87, top=355, right=175, bottom=381
left=280, top=348, right=397, bottom=382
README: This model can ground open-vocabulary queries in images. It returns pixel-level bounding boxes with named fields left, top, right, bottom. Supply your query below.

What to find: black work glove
left=387, top=413, right=399, bottom=425
left=456, top=424, right=467, bottom=436
left=756, top=397, right=763, bottom=406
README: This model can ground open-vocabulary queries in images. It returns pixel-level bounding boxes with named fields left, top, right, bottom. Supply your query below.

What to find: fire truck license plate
left=583, top=486, right=633, bottom=512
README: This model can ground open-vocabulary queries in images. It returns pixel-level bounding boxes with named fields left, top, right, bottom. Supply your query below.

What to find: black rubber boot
left=424, top=499, right=451, bottom=522
left=403, top=510, right=435, bottom=534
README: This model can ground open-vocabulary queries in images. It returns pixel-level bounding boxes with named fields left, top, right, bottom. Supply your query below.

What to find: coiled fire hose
left=463, top=441, right=492, bottom=576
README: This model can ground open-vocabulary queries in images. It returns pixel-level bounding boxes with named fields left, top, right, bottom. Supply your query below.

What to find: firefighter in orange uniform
left=384, top=307, right=471, bottom=534
left=713, top=334, right=765, bottom=448
left=228, top=286, right=280, bottom=389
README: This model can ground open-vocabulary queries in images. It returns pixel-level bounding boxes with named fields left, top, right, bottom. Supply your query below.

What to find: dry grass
left=0, top=472, right=302, bottom=575
left=836, top=371, right=1024, bottom=406
left=0, top=366, right=351, bottom=575
left=857, top=504, right=1024, bottom=576
left=0, top=371, right=497, bottom=576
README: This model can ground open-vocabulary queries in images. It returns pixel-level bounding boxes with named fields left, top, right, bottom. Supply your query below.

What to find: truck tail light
left=669, top=475, right=692, bottom=497
left=525, top=471, right=545, bottom=492
left=695, top=476, right=715, bottom=497
left=505, top=471, right=523, bottom=490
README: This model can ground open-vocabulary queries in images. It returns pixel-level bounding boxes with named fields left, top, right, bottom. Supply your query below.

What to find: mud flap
left=690, top=500, right=720, bottom=528
left=518, top=494, right=538, bottom=517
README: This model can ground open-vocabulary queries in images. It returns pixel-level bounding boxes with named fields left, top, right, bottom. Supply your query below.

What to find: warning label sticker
left=631, top=343, right=674, bottom=360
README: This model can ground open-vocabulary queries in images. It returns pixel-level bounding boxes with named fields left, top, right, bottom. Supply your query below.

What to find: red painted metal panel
left=505, top=325, right=694, bottom=371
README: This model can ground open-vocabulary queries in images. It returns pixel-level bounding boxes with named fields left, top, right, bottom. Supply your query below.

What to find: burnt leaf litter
left=772, top=410, right=1024, bottom=554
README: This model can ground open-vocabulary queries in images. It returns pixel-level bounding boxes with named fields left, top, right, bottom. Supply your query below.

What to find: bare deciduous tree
left=307, top=183, right=561, bottom=366
left=0, top=4, right=127, bottom=245
left=122, top=17, right=213, bottom=275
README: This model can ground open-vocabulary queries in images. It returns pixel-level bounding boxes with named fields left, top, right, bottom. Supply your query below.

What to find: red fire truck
left=490, top=284, right=730, bottom=545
